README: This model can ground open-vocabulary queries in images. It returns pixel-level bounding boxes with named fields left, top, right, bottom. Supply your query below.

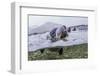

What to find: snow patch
left=28, top=30, right=88, bottom=51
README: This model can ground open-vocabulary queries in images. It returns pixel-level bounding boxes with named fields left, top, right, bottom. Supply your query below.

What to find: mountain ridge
left=28, top=22, right=88, bottom=36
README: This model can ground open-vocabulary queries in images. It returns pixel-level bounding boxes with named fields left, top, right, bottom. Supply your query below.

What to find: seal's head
left=60, top=25, right=68, bottom=39
left=47, top=25, right=68, bottom=42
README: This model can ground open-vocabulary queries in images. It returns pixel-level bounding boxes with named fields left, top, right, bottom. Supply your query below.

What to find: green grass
left=28, top=43, right=88, bottom=61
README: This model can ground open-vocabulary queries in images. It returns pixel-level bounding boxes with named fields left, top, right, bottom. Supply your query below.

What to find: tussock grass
left=28, top=43, right=88, bottom=61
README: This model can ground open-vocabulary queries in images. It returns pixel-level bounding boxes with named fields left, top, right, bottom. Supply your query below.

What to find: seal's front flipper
left=62, top=39, right=68, bottom=41
left=59, top=48, right=63, bottom=55
left=40, top=49, right=45, bottom=53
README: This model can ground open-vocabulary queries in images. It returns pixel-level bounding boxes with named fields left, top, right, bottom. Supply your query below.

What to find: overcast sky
left=29, top=15, right=88, bottom=28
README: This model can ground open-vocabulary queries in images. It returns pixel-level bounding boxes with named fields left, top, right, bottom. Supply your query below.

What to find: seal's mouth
left=60, top=31, right=68, bottom=39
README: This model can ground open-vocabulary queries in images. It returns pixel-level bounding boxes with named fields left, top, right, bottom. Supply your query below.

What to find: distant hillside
left=70, top=25, right=88, bottom=31
left=76, top=25, right=88, bottom=30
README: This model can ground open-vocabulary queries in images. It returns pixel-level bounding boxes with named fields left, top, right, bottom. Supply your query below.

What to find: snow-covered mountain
left=28, top=22, right=88, bottom=36
left=28, top=22, right=63, bottom=36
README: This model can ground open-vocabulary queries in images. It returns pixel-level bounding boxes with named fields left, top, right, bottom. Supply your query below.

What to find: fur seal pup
left=47, top=25, right=68, bottom=42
